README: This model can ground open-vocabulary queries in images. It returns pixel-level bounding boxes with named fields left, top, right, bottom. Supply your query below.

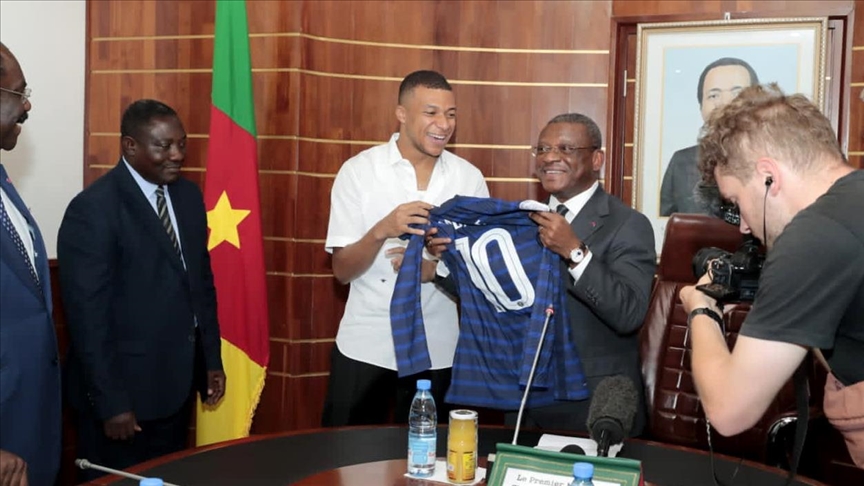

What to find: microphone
left=75, top=459, right=182, bottom=486
left=511, top=304, right=555, bottom=445
left=560, top=444, right=586, bottom=455
left=586, top=375, right=639, bottom=457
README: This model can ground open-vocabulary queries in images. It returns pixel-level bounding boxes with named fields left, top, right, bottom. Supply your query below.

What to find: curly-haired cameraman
left=679, top=83, right=864, bottom=466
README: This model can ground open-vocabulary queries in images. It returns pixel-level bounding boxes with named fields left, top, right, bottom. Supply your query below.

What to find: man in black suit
left=521, top=113, right=656, bottom=434
left=58, top=99, right=226, bottom=479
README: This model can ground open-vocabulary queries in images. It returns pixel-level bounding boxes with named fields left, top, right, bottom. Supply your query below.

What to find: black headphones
left=765, top=176, right=774, bottom=187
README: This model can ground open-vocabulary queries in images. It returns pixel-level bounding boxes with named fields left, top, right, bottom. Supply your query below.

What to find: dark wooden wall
left=77, top=0, right=862, bottom=450
left=83, top=0, right=618, bottom=433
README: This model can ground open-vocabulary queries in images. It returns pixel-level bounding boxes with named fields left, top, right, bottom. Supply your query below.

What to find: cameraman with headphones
left=679, top=83, right=864, bottom=467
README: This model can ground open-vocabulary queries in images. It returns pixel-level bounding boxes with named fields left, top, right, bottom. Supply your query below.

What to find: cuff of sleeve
left=422, top=247, right=440, bottom=262
left=567, top=251, right=593, bottom=283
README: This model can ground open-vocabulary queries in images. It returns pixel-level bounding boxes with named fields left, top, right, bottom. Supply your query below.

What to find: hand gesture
left=529, top=211, right=582, bottom=260
left=679, top=272, right=721, bottom=314
left=372, top=201, right=433, bottom=240
left=204, top=370, right=227, bottom=406
left=424, top=227, right=452, bottom=260
left=0, top=449, right=28, bottom=486
left=104, top=411, right=141, bottom=440
left=386, top=246, right=407, bottom=273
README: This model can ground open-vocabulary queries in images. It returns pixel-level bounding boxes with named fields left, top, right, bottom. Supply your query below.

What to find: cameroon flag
left=197, top=0, right=269, bottom=446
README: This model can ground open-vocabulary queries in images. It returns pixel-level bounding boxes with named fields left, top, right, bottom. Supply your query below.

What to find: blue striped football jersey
left=391, top=196, right=588, bottom=410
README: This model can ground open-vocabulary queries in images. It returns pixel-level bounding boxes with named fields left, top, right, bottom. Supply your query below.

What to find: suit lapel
left=570, top=187, right=609, bottom=244
left=113, top=162, right=186, bottom=273
left=0, top=164, right=48, bottom=304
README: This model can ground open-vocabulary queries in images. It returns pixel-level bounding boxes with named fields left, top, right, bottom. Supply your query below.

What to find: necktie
left=556, top=204, right=569, bottom=217
left=0, top=195, right=42, bottom=292
left=156, top=185, right=181, bottom=256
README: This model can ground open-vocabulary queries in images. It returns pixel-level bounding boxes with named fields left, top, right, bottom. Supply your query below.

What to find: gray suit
left=660, top=145, right=718, bottom=216
left=508, top=187, right=656, bottom=435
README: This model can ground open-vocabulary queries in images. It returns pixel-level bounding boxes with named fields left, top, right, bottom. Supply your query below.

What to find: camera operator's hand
left=680, top=272, right=722, bottom=315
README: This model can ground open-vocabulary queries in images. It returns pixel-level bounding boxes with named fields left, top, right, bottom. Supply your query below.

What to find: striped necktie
left=0, top=195, right=42, bottom=292
left=155, top=185, right=181, bottom=256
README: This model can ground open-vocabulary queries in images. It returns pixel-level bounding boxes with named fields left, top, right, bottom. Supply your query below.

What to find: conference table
left=85, top=426, right=825, bottom=486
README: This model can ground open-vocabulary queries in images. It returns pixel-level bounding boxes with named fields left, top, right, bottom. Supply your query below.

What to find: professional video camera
left=692, top=234, right=765, bottom=303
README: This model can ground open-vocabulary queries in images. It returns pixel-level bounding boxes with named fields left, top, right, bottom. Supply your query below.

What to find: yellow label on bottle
left=447, top=450, right=476, bottom=483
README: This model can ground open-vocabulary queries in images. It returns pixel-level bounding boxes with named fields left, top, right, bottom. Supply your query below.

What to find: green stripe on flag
left=212, top=0, right=256, bottom=136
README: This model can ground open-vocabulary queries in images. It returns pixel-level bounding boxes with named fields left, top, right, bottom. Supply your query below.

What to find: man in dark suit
left=0, top=41, right=61, bottom=486
left=58, top=99, right=226, bottom=479
left=659, top=57, right=759, bottom=216
left=522, top=113, right=656, bottom=434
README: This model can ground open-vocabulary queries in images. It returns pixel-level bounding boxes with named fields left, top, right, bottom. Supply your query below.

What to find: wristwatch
left=569, top=241, right=588, bottom=264
left=687, top=307, right=725, bottom=333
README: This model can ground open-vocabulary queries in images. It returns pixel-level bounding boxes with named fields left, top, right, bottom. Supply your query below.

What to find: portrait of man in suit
left=659, top=57, right=759, bottom=216
left=58, top=99, right=226, bottom=479
left=520, top=113, right=657, bottom=433
left=0, top=41, right=61, bottom=486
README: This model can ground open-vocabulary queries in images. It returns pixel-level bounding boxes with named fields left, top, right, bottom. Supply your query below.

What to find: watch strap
left=688, top=307, right=725, bottom=334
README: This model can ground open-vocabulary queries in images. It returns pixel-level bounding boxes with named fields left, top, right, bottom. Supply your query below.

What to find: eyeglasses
left=530, top=144, right=596, bottom=157
left=719, top=202, right=741, bottom=226
left=0, top=86, right=31, bottom=104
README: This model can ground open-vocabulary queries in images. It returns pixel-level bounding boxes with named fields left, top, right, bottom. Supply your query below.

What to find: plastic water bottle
left=570, top=462, right=595, bottom=486
left=139, top=479, right=164, bottom=486
left=407, top=378, right=437, bottom=477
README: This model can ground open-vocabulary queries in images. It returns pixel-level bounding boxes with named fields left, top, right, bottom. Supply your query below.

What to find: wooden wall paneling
left=82, top=0, right=622, bottom=447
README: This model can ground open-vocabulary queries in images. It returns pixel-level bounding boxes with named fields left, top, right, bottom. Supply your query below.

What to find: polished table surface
left=89, top=426, right=824, bottom=486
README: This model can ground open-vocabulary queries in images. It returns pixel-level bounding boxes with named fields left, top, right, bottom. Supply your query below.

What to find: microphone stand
left=512, top=304, right=554, bottom=445
left=75, top=459, right=182, bottom=486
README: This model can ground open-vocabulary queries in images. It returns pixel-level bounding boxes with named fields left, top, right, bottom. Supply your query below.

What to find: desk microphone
left=511, top=304, right=555, bottom=445
left=586, top=375, right=638, bottom=457
left=75, top=459, right=183, bottom=486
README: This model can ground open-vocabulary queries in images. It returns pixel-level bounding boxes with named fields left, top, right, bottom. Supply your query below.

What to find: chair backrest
left=639, top=213, right=807, bottom=462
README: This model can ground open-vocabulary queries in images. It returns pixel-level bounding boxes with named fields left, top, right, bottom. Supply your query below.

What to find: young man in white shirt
left=323, top=70, right=488, bottom=426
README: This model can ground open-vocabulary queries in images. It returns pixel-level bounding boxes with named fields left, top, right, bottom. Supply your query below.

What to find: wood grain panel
left=285, top=374, right=330, bottom=429
left=76, top=0, right=624, bottom=479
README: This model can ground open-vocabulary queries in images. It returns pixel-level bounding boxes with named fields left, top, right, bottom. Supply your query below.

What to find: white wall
left=0, top=0, right=86, bottom=258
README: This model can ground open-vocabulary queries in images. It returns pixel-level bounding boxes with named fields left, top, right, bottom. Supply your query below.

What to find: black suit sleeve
left=569, top=210, right=656, bottom=335
left=57, top=195, right=130, bottom=420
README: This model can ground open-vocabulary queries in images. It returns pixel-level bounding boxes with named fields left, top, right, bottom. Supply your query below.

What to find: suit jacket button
left=188, top=335, right=196, bottom=343
left=52, top=357, right=59, bottom=366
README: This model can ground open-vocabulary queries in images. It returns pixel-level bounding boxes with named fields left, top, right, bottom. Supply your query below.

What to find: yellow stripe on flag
left=196, top=338, right=266, bottom=446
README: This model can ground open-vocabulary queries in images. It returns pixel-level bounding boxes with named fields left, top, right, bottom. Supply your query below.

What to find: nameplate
left=502, top=467, right=621, bottom=486
left=487, top=444, right=642, bottom=486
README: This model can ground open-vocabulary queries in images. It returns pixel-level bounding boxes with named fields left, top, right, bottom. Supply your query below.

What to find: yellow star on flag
left=207, top=191, right=251, bottom=251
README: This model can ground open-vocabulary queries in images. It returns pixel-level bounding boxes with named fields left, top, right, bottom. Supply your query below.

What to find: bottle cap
left=450, top=409, right=478, bottom=420
left=139, top=479, right=164, bottom=486
left=417, top=379, right=431, bottom=391
left=573, top=462, right=593, bottom=479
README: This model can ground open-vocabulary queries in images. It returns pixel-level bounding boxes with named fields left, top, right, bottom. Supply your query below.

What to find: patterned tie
left=556, top=204, right=569, bottom=218
left=0, top=195, right=42, bottom=292
left=155, top=185, right=181, bottom=256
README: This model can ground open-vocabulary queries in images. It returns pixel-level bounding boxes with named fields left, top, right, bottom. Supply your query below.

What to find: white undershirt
left=549, top=181, right=599, bottom=283
left=1, top=187, right=38, bottom=275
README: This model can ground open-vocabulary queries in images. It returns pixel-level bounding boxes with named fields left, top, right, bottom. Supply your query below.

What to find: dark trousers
left=321, top=346, right=453, bottom=427
left=76, top=398, right=193, bottom=482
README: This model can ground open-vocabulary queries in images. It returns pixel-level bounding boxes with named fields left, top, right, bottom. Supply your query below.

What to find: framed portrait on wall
left=633, top=17, right=828, bottom=253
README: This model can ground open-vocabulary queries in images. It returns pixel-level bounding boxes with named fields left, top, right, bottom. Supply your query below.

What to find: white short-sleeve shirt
left=325, top=133, right=489, bottom=370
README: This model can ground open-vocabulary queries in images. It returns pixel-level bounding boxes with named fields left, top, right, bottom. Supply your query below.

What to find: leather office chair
left=639, top=213, right=820, bottom=465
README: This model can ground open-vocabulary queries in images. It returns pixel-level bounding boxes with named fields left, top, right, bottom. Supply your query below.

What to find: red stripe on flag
left=205, top=106, right=269, bottom=366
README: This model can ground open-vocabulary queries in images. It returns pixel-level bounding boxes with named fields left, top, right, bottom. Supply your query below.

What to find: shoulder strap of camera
left=785, top=362, right=809, bottom=486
